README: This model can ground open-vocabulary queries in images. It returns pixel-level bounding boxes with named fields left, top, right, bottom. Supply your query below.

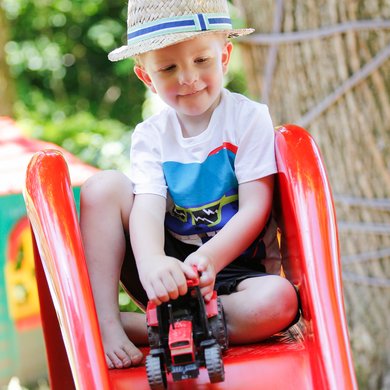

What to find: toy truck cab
left=145, top=276, right=228, bottom=389
left=169, top=319, right=195, bottom=365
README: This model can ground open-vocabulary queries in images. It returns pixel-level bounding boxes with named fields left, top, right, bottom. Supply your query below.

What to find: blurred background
left=0, top=0, right=389, bottom=389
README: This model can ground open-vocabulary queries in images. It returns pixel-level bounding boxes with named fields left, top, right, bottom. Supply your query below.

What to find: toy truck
left=145, top=275, right=228, bottom=389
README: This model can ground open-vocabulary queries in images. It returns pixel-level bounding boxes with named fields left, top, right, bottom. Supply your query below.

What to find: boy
left=80, top=0, right=299, bottom=370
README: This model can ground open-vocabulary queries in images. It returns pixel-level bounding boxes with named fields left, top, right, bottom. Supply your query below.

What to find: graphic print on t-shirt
left=164, top=143, right=238, bottom=237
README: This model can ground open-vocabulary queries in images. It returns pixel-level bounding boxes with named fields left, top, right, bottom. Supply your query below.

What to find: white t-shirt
left=130, top=89, right=280, bottom=270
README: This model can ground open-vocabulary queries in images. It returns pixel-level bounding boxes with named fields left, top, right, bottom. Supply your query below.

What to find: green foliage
left=18, top=110, right=132, bottom=171
left=3, top=0, right=146, bottom=141
left=2, top=0, right=249, bottom=171
left=119, top=286, right=143, bottom=313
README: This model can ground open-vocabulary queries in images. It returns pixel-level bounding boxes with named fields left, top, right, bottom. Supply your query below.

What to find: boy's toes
left=122, top=345, right=143, bottom=366
left=105, top=344, right=143, bottom=369
left=132, top=353, right=144, bottom=365
left=118, top=349, right=135, bottom=368
left=106, top=352, right=123, bottom=369
left=121, top=355, right=132, bottom=368
left=106, top=356, right=114, bottom=370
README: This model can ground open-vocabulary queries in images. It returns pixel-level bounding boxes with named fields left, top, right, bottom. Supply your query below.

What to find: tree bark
left=0, top=4, right=15, bottom=117
left=233, top=1, right=390, bottom=389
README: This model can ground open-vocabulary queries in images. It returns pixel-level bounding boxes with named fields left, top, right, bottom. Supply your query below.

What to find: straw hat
left=108, top=0, right=254, bottom=61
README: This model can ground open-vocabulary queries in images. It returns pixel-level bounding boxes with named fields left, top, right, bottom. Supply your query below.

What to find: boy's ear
left=222, top=41, right=233, bottom=74
left=134, top=65, right=156, bottom=93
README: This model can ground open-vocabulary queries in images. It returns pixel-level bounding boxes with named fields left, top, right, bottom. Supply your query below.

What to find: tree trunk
left=233, top=1, right=390, bottom=389
left=0, top=4, right=15, bottom=117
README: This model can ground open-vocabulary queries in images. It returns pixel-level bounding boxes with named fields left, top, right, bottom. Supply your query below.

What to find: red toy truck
left=145, top=275, right=228, bottom=389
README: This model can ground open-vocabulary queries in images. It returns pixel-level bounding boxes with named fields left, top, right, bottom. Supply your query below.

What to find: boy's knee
left=249, top=276, right=298, bottom=324
left=81, top=170, right=133, bottom=207
left=272, top=277, right=299, bottom=325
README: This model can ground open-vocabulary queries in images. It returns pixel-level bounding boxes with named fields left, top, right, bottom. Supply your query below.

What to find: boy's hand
left=184, top=252, right=216, bottom=302
left=138, top=255, right=198, bottom=305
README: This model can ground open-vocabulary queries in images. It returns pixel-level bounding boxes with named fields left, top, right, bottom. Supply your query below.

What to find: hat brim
left=108, top=28, right=254, bottom=62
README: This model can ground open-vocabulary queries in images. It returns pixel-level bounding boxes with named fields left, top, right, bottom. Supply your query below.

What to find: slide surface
left=24, top=125, right=357, bottom=389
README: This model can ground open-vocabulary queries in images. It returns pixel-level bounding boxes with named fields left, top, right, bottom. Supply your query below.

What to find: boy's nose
left=178, top=68, right=198, bottom=85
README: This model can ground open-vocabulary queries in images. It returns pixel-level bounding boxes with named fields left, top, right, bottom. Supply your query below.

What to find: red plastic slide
left=24, top=125, right=357, bottom=389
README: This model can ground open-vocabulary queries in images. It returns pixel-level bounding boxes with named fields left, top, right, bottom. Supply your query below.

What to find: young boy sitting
left=80, top=0, right=299, bottom=370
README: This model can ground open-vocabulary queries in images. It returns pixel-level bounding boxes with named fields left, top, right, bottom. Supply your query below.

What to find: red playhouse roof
left=0, top=117, right=98, bottom=195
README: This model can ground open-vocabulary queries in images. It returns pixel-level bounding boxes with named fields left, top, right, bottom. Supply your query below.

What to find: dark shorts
left=120, top=229, right=268, bottom=307
left=164, top=231, right=268, bottom=296
left=120, top=230, right=301, bottom=329
left=165, top=233, right=301, bottom=329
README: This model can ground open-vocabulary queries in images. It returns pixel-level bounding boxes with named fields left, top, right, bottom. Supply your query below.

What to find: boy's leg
left=220, top=275, right=298, bottom=344
left=80, top=170, right=146, bottom=369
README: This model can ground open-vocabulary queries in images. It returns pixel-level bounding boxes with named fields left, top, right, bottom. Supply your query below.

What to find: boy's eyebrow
left=153, top=51, right=213, bottom=68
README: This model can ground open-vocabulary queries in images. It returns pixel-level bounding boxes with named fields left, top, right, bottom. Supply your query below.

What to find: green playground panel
left=0, top=188, right=81, bottom=385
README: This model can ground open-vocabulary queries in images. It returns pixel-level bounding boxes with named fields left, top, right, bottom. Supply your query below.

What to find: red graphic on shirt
left=208, top=142, right=238, bottom=156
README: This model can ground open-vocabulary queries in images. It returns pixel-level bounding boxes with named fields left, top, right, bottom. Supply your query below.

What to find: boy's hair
left=108, top=0, right=253, bottom=62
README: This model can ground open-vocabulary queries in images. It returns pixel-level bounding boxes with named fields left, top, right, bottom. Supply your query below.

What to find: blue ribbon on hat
left=127, top=13, right=232, bottom=45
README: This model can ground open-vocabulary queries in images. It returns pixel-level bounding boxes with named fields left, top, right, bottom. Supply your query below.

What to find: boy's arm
left=130, top=193, right=197, bottom=304
left=185, top=174, right=274, bottom=299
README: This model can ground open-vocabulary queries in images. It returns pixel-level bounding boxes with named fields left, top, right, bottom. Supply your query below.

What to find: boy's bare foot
left=99, top=317, right=144, bottom=369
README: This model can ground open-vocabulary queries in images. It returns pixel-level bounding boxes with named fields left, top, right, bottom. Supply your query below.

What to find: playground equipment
left=23, top=124, right=358, bottom=389
left=0, top=117, right=97, bottom=386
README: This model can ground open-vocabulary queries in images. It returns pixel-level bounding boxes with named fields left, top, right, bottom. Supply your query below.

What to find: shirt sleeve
left=129, top=122, right=168, bottom=197
left=234, top=102, right=277, bottom=184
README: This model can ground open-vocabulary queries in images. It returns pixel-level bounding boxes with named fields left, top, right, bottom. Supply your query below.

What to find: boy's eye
left=195, top=57, right=209, bottom=64
left=160, top=64, right=176, bottom=72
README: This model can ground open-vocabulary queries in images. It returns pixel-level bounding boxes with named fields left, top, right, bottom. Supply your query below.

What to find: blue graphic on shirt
left=163, top=147, right=238, bottom=236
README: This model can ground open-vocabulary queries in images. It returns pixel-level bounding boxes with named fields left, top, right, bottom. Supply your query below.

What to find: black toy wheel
left=145, top=355, right=167, bottom=389
left=204, top=344, right=225, bottom=383
left=209, top=297, right=228, bottom=351
left=147, top=325, right=160, bottom=349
